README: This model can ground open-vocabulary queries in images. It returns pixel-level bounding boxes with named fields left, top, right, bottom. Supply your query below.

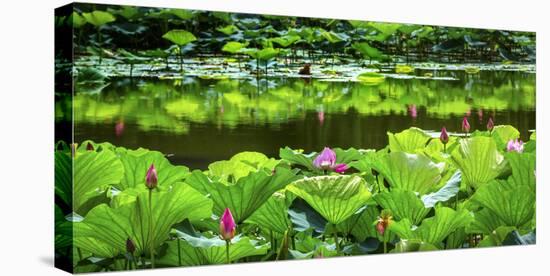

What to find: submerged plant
left=219, top=208, right=236, bottom=264
left=312, top=147, right=348, bottom=173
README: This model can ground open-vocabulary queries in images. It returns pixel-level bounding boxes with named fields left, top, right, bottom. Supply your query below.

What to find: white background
left=0, top=0, right=548, bottom=275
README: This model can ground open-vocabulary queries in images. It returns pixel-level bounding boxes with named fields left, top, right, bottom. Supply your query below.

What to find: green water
left=66, top=70, right=535, bottom=169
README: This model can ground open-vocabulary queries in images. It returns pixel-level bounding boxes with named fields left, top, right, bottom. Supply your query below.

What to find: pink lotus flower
left=440, top=127, right=449, bottom=145
left=462, top=116, right=471, bottom=133
left=145, top=164, right=158, bottom=189
left=487, top=117, right=494, bottom=132
left=219, top=208, right=236, bottom=241
left=313, top=147, right=348, bottom=173
left=507, top=139, right=524, bottom=153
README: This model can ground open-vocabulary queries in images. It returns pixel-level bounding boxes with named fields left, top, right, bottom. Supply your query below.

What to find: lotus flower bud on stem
left=220, top=208, right=236, bottom=264
left=145, top=164, right=158, bottom=189
left=219, top=208, right=236, bottom=241
left=440, top=127, right=449, bottom=153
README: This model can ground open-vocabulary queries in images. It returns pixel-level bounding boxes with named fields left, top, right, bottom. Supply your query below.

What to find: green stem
left=225, top=240, right=231, bottom=264
left=383, top=232, right=388, bottom=253
left=148, top=189, right=155, bottom=268
left=443, top=143, right=447, bottom=153
left=333, top=228, right=340, bottom=254
left=177, top=238, right=182, bottom=266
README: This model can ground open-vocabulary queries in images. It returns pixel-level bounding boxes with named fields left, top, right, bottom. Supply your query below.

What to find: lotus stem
left=177, top=238, right=182, bottom=266
left=148, top=189, right=155, bottom=268
left=333, top=227, right=340, bottom=254
left=225, top=240, right=231, bottom=264
left=383, top=231, right=388, bottom=253
left=443, top=143, right=446, bottom=153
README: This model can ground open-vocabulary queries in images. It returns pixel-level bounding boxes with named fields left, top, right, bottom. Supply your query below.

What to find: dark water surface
left=69, top=70, right=535, bottom=169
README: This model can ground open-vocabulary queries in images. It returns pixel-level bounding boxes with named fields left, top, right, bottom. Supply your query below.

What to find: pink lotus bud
left=462, top=117, right=470, bottom=133
left=313, top=147, right=336, bottom=170
left=219, top=208, right=236, bottom=241
left=126, top=238, right=136, bottom=253
left=333, top=163, right=348, bottom=174
left=375, top=210, right=393, bottom=236
left=506, top=139, right=524, bottom=153
left=487, top=117, right=494, bottom=131
left=145, top=164, right=158, bottom=189
left=440, top=127, right=449, bottom=144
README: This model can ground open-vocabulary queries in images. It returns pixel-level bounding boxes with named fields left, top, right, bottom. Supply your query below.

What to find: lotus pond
left=55, top=3, right=536, bottom=273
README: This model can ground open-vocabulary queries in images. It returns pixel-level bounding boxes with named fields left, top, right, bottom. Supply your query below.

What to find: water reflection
left=62, top=70, right=535, bottom=169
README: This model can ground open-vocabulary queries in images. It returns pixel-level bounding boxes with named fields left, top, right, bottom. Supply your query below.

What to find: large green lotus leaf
left=336, top=205, right=381, bottom=242
left=70, top=11, right=86, bottom=28
left=416, top=207, right=472, bottom=245
left=320, top=30, right=345, bottom=43
left=75, top=183, right=212, bottom=256
left=505, top=152, right=536, bottom=192
left=270, top=35, right=301, bottom=47
left=55, top=151, right=72, bottom=207
left=82, top=11, right=116, bottom=27
left=216, top=25, right=239, bottom=35
left=390, top=207, right=472, bottom=246
left=451, top=136, right=506, bottom=189
left=333, top=148, right=363, bottom=164
left=477, top=226, right=516, bottom=247
left=279, top=147, right=316, bottom=170
left=287, top=175, right=371, bottom=225
left=74, top=150, right=124, bottom=211
left=371, top=152, right=443, bottom=195
left=491, top=125, right=520, bottom=150
left=74, top=237, right=119, bottom=258
left=159, top=235, right=268, bottom=266
left=116, top=149, right=189, bottom=190
left=388, top=127, right=431, bottom=153
left=287, top=198, right=328, bottom=233
left=374, top=190, right=431, bottom=225
left=208, top=151, right=280, bottom=182
left=186, top=167, right=300, bottom=223
left=221, top=41, right=248, bottom=54
left=162, top=29, right=197, bottom=46
left=352, top=42, right=384, bottom=59
left=293, top=234, right=338, bottom=258
left=257, top=47, right=280, bottom=60
left=246, top=192, right=294, bottom=234
left=466, top=208, right=507, bottom=234
left=392, top=239, right=438, bottom=252
left=421, top=170, right=461, bottom=208
left=471, top=179, right=535, bottom=228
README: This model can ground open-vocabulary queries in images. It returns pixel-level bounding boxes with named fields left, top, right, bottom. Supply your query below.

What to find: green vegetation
left=55, top=125, right=536, bottom=272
